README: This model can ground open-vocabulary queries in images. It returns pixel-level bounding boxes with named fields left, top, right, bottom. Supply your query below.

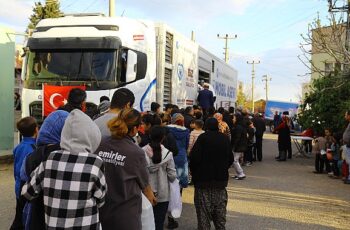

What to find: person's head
left=228, top=106, right=235, bottom=114
left=108, top=108, right=141, bottom=139
left=67, top=88, right=87, bottom=110
left=248, top=120, right=254, bottom=128
left=208, top=107, right=216, bottom=116
left=99, top=96, right=110, bottom=103
left=217, top=107, right=225, bottom=115
left=194, top=111, right=203, bottom=120
left=149, top=125, right=166, bottom=164
left=184, top=106, right=194, bottom=116
left=142, top=114, right=162, bottom=133
left=98, top=100, right=111, bottom=114
left=203, top=83, right=209, bottom=89
left=194, top=119, right=204, bottom=130
left=37, top=110, right=69, bottom=146
left=324, top=128, right=332, bottom=137
left=165, top=104, right=174, bottom=113
left=193, top=105, right=202, bottom=113
left=205, top=118, right=219, bottom=131
left=214, top=113, right=223, bottom=122
left=60, top=109, right=101, bottom=154
left=345, top=110, right=350, bottom=122
left=233, top=114, right=244, bottom=126
left=242, top=108, right=249, bottom=116
left=17, top=116, right=38, bottom=137
left=170, top=108, right=181, bottom=117
left=171, top=113, right=184, bottom=126
left=110, top=88, right=135, bottom=110
left=151, top=102, right=161, bottom=114
left=275, top=111, right=278, bottom=115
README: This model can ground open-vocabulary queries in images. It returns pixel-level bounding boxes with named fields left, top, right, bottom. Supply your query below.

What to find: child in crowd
left=187, top=119, right=205, bottom=154
left=329, top=133, right=341, bottom=178
left=312, top=131, right=327, bottom=174
left=11, top=117, right=38, bottom=230
left=324, top=128, right=335, bottom=173
left=143, top=126, right=177, bottom=230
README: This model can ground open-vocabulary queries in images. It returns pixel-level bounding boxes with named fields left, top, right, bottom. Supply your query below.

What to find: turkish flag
left=43, top=85, right=86, bottom=116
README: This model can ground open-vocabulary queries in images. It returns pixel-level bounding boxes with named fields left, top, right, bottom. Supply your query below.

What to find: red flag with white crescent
left=43, top=85, right=86, bottom=117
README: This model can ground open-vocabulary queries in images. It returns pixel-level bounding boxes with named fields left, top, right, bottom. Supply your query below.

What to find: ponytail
left=108, top=108, right=141, bottom=139
left=149, top=125, right=166, bottom=164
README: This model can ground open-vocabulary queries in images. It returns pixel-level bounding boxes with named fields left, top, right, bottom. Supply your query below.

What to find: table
left=291, top=136, right=313, bottom=158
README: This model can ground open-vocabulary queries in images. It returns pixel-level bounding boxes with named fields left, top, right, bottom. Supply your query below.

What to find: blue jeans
left=176, top=162, right=188, bottom=188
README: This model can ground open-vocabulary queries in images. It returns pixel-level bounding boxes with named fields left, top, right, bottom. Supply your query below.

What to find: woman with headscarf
left=214, top=113, right=231, bottom=140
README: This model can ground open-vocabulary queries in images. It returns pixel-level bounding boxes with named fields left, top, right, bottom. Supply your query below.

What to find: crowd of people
left=272, top=109, right=350, bottom=184
left=11, top=86, right=271, bottom=230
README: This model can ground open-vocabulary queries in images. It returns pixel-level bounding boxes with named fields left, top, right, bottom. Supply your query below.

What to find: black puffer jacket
left=231, top=124, right=248, bottom=153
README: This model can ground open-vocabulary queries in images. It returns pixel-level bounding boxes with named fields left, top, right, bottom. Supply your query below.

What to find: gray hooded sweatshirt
left=61, top=109, right=102, bottom=154
left=143, top=144, right=177, bottom=202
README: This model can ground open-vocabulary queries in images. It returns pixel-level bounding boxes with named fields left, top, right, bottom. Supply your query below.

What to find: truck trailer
left=21, top=13, right=238, bottom=121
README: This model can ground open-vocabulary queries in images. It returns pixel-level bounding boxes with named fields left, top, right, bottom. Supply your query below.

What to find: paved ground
left=1, top=133, right=350, bottom=229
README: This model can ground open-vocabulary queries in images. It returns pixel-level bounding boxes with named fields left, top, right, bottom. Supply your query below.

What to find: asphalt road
left=1, top=133, right=349, bottom=229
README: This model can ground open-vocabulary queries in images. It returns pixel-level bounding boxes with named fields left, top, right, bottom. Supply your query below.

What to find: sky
left=0, top=0, right=338, bottom=103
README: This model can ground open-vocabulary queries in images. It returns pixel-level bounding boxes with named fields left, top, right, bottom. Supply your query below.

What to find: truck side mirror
left=126, top=50, right=137, bottom=82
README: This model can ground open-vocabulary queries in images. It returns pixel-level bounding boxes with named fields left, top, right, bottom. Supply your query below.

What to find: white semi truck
left=21, top=13, right=238, bottom=122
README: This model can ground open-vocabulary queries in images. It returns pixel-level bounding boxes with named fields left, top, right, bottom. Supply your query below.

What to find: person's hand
left=143, top=185, right=157, bottom=206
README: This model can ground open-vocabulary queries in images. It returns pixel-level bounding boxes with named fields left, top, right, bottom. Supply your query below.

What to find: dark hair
left=100, top=96, right=110, bottom=103
left=217, top=107, right=225, bottom=114
left=234, top=114, right=244, bottom=126
left=17, top=116, right=37, bottom=137
left=228, top=106, right=235, bottom=114
left=110, top=88, right=135, bottom=109
left=108, top=108, right=141, bottom=139
left=142, top=114, right=162, bottom=126
left=194, top=119, right=204, bottom=129
left=205, top=118, right=219, bottom=131
left=149, top=125, right=166, bottom=164
left=170, top=108, right=181, bottom=117
left=151, top=102, right=160, bottom=112
left=208, top=107, right=216, bottom=116
left=184, top=106, right=193, bottom=115
left=165, top=103, right=174, bottom=111
left=68, top=88, right=86, bottom=108
left=194, top=111, right=203, bottom=120
left=193, top=105, right=200, bottom=110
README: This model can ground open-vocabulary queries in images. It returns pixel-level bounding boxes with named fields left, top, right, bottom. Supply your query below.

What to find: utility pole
left=217, top=34, right=237, bottom=63
left=247, top=60, right=260, bottom=113
left=109, top=0, right=115, bottom=17
left=262, top=74, right=272, bottom=102
left=328, top=0, right=350, bottom=73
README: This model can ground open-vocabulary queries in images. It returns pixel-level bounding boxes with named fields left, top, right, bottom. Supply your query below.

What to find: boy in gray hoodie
left=143, top=126, right=177, bottom=230
left=22, top=109, right=107, bottom=229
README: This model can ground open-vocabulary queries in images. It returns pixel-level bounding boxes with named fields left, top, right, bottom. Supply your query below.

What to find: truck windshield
left=25, top=49, right=117, bottom=88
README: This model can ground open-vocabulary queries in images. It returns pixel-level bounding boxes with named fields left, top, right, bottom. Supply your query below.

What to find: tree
left=27, top=0, right=62, bottom=31
left=298, top=74, right=350, bottom=134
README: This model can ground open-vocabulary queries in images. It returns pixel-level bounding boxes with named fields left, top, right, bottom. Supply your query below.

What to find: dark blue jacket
left=197, top=89, right=214, bottom=109
left=167, top=125, right=189, bottom=167
left=13, top=137, right=36, bottom=198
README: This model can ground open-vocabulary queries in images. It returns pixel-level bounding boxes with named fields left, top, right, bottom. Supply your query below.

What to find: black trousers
left=315, top=154, right=331, bottom=173
left=153, top=202, right=169, bottom=230
left=10, top=197, right=25, bottom=230
left=254, top=136, right=263, bottom=161
left=332, top=159, right=340, bottom=176
left=244, top=145, right=253, bottom=163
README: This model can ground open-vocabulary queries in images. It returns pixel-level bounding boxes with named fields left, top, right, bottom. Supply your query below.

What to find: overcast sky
left=0, top=0, right=335, bottom=102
